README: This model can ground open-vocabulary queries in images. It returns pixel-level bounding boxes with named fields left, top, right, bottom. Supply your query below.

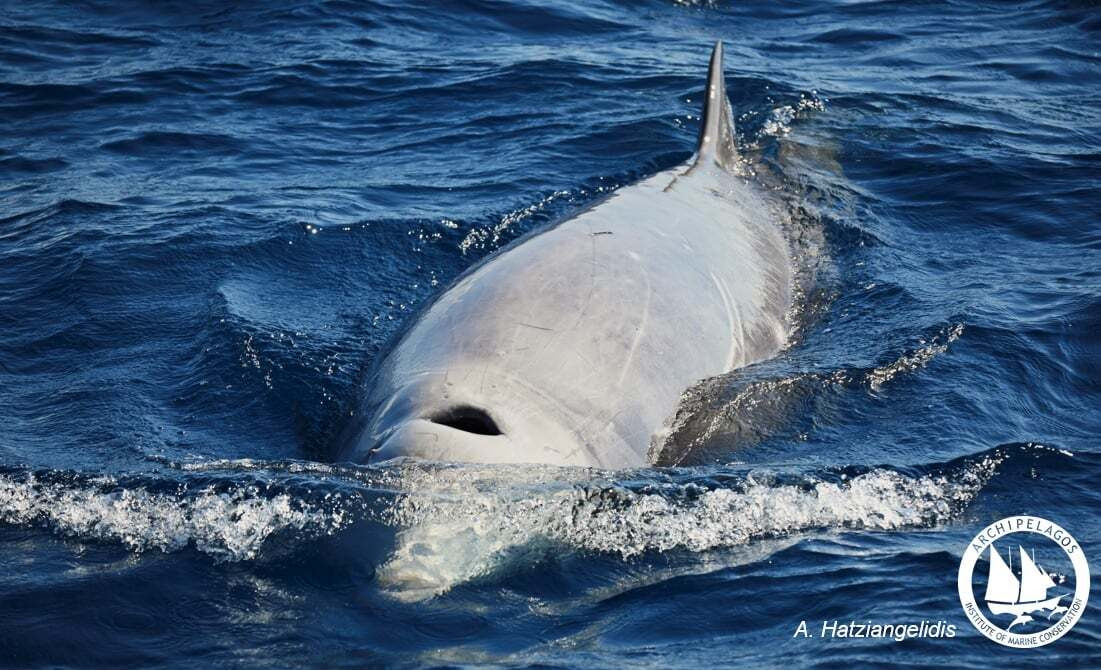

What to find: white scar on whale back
left=340, top=41, right=793, bottom=469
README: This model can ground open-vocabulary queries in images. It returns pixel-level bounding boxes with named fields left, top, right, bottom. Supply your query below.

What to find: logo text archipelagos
left=970, top=517, right=1078, bottom=555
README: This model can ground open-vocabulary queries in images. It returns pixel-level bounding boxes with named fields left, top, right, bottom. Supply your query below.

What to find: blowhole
left=428, top=406, right=502, bottom=436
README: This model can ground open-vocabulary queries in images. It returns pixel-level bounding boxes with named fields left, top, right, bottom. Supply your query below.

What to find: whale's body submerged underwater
left=340, top=42, right=792, bottom=468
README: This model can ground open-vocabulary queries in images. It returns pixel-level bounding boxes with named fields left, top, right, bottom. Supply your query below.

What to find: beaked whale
left=339, top=42, right=792, bottom=469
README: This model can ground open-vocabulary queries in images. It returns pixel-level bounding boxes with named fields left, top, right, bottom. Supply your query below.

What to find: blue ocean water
left=1, top=0, right=1100, bottom=667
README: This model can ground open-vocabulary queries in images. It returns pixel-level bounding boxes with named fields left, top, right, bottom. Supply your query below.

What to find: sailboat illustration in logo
left=984, top=543, right=1069, bottom=630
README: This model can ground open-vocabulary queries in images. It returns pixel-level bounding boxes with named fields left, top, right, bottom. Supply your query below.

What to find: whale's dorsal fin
left=693, top=41, right=739, bottom=172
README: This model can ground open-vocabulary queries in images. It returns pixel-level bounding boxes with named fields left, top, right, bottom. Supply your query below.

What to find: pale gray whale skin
left=339, top=42, right=791, bottom=468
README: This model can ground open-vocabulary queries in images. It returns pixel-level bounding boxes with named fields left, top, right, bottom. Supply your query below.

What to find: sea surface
left=1, top=1, right=1100, bottom=667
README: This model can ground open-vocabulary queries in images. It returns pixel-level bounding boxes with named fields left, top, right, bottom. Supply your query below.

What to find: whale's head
left=339, top=365, right=631, bottom=468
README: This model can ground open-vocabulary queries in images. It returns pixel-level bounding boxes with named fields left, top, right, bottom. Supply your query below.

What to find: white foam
left=1, top=445, right=1000, bottom=602
left=761, top=94, right=827, bottom=139
left=375, top=457, right=996, bottom=599
left=867, top=323, right=964, bottom=391
left=0, top=473, right=350, bottom=561
left=458, top=189, right=572, bottom=255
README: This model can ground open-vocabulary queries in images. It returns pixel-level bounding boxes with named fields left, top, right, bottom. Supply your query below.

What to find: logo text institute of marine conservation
left=958, top=515, right=1089, bottom=648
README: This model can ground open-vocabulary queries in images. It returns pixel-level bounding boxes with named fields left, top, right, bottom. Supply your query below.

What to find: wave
left=654, top=321, right=965, bottom=465
left=0, top=444, right=1076, bottom=603
left=374, top=446, right=1012, bottom=599
left=0, top=467, right=357, bottom=561
left=100, top=131, right=245, bottom=157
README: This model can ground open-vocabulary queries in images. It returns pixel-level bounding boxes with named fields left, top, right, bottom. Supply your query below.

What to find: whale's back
left=342, top=42, right=791, bottom=468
